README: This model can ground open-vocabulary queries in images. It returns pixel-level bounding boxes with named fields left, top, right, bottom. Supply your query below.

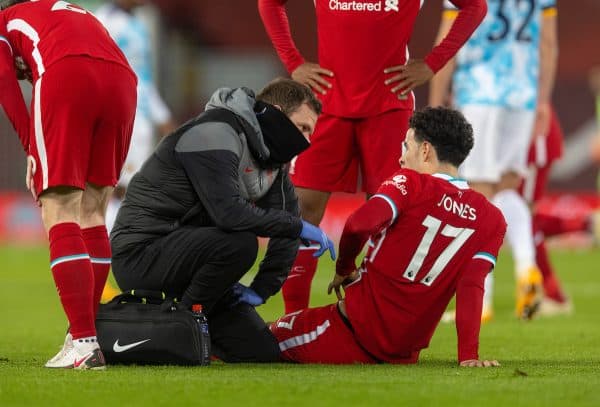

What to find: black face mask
left=254, top=101, right=310, bottom=165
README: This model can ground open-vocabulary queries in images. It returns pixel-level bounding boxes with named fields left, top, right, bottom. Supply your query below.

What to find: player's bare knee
left=39, top=187, right=83, bottom=229
left=80, top=183, right=113, bottom=228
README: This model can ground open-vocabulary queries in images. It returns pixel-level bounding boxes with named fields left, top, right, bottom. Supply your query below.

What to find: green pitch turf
left=1, top=245, right=599, bottom=406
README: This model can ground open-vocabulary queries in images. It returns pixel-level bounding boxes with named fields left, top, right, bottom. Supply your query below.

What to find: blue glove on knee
left=299, top=220, right=337, bottom=260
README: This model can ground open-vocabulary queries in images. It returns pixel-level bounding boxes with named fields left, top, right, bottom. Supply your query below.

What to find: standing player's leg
left=40, top=188, right=103, bottom=369
left=80, top=183, right=114, bottom=316
left=521, top=113, right=573, bottom=316
left=282, top=114, right=357, bottom=313
left=47, top=57, right=135, bottom=369
left=29, top=60, right=108, bottom=369
left=492, top=108, right=542, bottom=320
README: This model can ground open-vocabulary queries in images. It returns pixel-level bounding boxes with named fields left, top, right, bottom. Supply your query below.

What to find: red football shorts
left=290, top=109, right=411, bottom=194
left=270, top=303, right=378, bottom=364
left=29, top=56, right=137, bottom=195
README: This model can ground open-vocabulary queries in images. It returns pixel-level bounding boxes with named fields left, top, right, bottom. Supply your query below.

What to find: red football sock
left=534, top=230, right=567, bottom=303
left=82, top=225, right=112, bottom=316
left=49, top=222, right=95, bottom=339
left=281, top=247, right=319, bottom=314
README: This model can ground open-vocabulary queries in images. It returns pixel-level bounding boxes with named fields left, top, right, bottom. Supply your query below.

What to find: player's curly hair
left=256, top=78, right=322, bottom=117
left=409, top=106, right=474, bottom=167
left=0, top=0, right=27, bottom=11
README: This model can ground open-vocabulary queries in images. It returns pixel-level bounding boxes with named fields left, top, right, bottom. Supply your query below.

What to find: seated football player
left=270, top=107, right=506, bottom=367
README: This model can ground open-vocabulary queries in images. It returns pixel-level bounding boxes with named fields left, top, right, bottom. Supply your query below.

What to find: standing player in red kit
left=270, top=107, right=506, bottom=366
left=0, top=0, right=136, bottom=369
left=520, top=107, right=573, bottom=315
left=258, top=0, right=488, bottom=314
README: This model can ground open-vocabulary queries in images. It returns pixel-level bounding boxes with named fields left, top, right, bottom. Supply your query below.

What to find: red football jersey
left=259, top=0, right=486, bottom=117
left=339, top=169, right=506, bottom=363
left=0, top=0, right=130, bottom=83
left=315, top=0, right=421, bottom=116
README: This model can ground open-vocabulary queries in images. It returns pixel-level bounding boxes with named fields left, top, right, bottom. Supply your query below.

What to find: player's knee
left=39, top=187, right=82, bottom=228
left=80, top=184, right=113, bottom=228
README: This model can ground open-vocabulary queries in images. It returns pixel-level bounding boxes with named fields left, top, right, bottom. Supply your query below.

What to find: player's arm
left=456, top=212, right=506, bottom=367
left=257, top=0, right=333, bottom=94
left=250, top=171, right=301, bottom=301
left=428, top=10, right=458, bottom=106
left=455, top=257, right=499, bottom=367
left=329, top=194, right=397, bottom=298
left=426, top=0, right=487, bottom=72
left=533, top=3, right=558, bottom=138
left=0, top=36, right=30, bottom=152
left=386, top=0, right=486, bottom=98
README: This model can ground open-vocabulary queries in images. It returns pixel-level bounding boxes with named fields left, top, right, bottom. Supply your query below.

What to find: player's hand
left=291, top=62, right=334, bottom=95
left=327, top=270, right=358, bottom=301
left=384, top=59, right=434, bottom=99
left=25, top=155, right=38, bottom=202
left=300, top=220, right=336, bottom=260
left=532, top=102, right=551, bottom=138
left=459, top=359, right=501, bottom=368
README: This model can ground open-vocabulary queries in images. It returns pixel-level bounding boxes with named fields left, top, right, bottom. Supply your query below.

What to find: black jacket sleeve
left=250, top=170, right=301, bottom=300
left=175, top=148, right=302, bottom=239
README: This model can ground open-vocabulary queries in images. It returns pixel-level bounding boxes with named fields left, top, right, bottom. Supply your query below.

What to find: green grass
left=1, top=245, right=599, bottom=406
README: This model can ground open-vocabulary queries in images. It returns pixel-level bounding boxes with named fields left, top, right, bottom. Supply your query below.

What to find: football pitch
left=0, top=245, right=599, bottom=406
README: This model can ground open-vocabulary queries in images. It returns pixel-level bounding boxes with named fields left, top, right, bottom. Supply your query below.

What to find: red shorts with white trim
left=269, top=303, right=377, bottom=364
left=290, top=109, right=411, bottom=194
left=29, top=56, right=137, bottom=195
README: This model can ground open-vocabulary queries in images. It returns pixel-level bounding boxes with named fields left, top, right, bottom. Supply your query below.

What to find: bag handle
left=109, top=289, right=167, bottom=305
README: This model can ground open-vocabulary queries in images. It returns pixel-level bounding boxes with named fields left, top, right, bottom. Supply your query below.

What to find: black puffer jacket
left=111, top=87, right=308, bottom=300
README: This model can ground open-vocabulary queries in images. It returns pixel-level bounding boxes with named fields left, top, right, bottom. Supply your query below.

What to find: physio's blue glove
left=299, top=220, right=337, bottom=260
left=232, top=283, right=264, bottom=307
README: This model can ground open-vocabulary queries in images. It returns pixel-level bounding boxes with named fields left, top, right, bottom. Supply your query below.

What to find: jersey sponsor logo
left=384, top=0, right=399, bottom=12
left=381, top=174, right=407, bottom=195
left=113, top=339, right=151, bottom=353
left=328, top=0, right=399, bottom=13
left=436, top=193, right=477, bottom=221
